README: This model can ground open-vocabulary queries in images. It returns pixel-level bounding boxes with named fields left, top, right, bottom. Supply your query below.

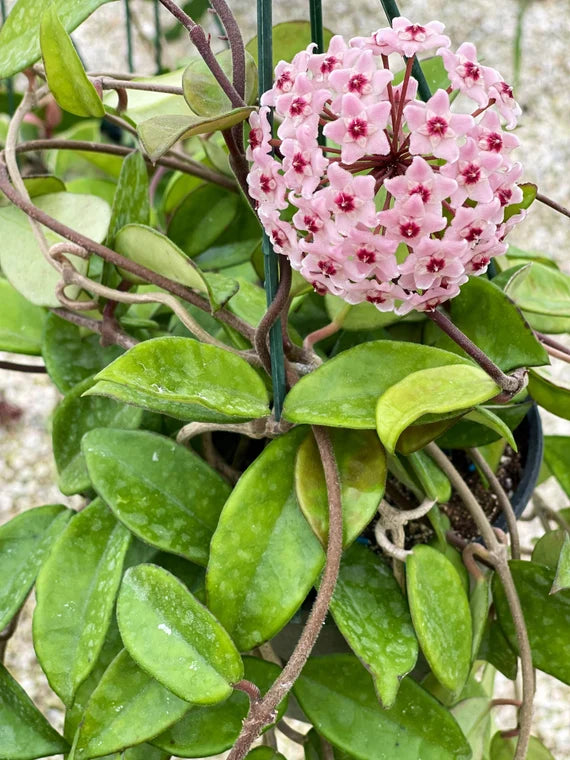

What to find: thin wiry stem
left=0, top=360, right=47, bottom=374
left=536, top=192, right=570, bottom=220
left=51, top=309, right=138, bottom=350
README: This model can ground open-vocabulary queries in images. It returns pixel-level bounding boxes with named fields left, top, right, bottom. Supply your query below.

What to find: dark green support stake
left=124, top=0, right=135, bottom=73
left=309, top=0, right=326, bottom=146
left=378, top=0, right=432, bottom=102
left=0, top=0, right=14, bottom=116
left=257, top=0, right=287, bottom=420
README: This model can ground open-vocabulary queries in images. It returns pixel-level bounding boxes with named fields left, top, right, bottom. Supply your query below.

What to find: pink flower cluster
left=246, top=17, right=526, bottom=314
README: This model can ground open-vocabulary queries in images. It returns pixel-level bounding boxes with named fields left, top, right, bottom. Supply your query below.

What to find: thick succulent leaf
left=0, top=278, right=46, bottom=355
left=245, top=750, right=287, bottom=760
left=435, top=402, right=530, bottom=449
left=406, top=449, right=451, bottom=503
left=33, top=499, right=131, bottom=706
left=324, top=294, right=399, bottom=331
left=106, top=152, right=150, bottom=247
left=528, top=368, right=570, bottom=420
left=72, top=650, right=189, bottom=760
left=83, top=429, right=230, bottom=565
left=503, top=261, right=570, bottom=317
left=0, top=505, right=71, bottom=630
left=53, top=376, right=142, bottom=495
left=246, top=21, right=334, bottom=68
left=42, top=312, right=123, bottom=393
left=283, top=342, right=470, bottom=428
left=451, top=697, right=491, bottom=760
left=108, top=69, right=188, bottom=124
left=461, top=407, right=517, bottom=451
left=182, top=48, right=258, bottom=116
left=304, top=729, right=356, bottom=760
left=470, top=574, right=491, bottom=661
left=376, top=364, right=499, bottom=454
left=207, top=428, right=325, bottom=651
left=423, top=276, right=548, bottom=371
left=476, top=619, right=517, bottom=680
left=406, top=545, right=472, bottom=693
left=503, top=182, right=537, bottom=222
left=295, top=429, right=386, bottom=547
left=532, top=529, right=568, bottom=571
left=117, top=564, right=243, bottom=704
left=493, top=560, right=570, bottom=684
left=490, top=732, right=554, bottom=759
left=543, top=436, right=570, bottom=497
left=138, top=109, right=254, bottom=162
left=293, top=655, right=471, bottom=760
left=85, top=336, right=270, bottom=422
left=0, top=0, right=115, bottom=78
left=550, top=533, right=570, bottom=594
left=0, top=192, right=111, bottom=307
left=40, top=5, right=104, bottom=117
left=329, top=544, right=418, bottom=708
left=152, top=656, right=287, bottom=757
left=0, top=663, right=68, bottom=759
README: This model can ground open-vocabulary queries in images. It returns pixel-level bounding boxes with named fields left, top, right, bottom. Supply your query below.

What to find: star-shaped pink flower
left=404, top=89, right=474, bottom=162
left=323, top=93, right=391, bottom=163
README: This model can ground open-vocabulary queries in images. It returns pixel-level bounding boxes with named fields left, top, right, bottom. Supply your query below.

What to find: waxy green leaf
left=551, top=534, right=570, bottom=594
left=207, top=428, right=325, bottom=651
left=73, top=650, right=189, bottom=759
left=53, top=376, right=142, bottom=495
left=138, top=109, right=254, bottom=162
left=406, top=449, right=451, bottom=503
left=40, top=5, right=104, bottom=117
left=0, top=505, right=71, bottom=630
left=477, top=618, right=517, bottom=680
left=294, top=655, right=471, bottom=760
left=183, top=48, right=258, bottom=116
left=106, top=152, right=150, bottom=247
left=153, top=656, right=287, bottom=757
left=470, top=574, right=491, bottom=661
left=435, top=402, right=529, bottom=450
left=0, top=0, right=115, bottom=78
left=329, top=544, right=418, bottom=707
left=108, top=69, right=188, bottom=124
left=407, top=545, right=472, bottom=693
left=0, top=192, right=111, bottom=307
left=532, top=529, right=568, bottom=571
left=451, top=697, right=492, bottom=760
left=33, top=499, right=131, bottom=705
left=490, top=732, right=554, bottom=760
left=246, top=21, right=334, bottom=68
left=503, top=182, right=537, bottom=222
left=117, top=564, right=243, bottom=704
left=0, top=278, right=46, bottom=355
left=0, top=663, right=68, bottom=759
left=283, top=342, right=469, bottom=428
left=376, top=364, right=499, bottom=454
left=86, top=336, right=270, bottom=422
left=543, top=436, right=570, bottom=497
left=246, top=749, right=287, bottom=760
left=42, top=313, right=123, bottom=394
left=528, top=368, right=570, bottom=420
left=493, top=560, right=570, bottom=684
left=295, top=429, right=386, bottom=547
left=504, top=261, right=570, bottom=317
left=324, top=294, right=399, bottom=331
left=83, top=429, right=230, bottom=565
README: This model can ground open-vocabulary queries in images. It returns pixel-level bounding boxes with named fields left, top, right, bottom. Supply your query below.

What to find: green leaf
left=424, top=277, right=548, bottom=371
left=393, top=55, right=451, bottom=91
left=55, top=378, right=141, bottom=496
left=435, top=402, right=530, bottom=450
left=42, top=312, right=123, bottom=393
left=376, top=364, right=499, bottom=454
left=106, top=152, right=150, bottom=247
left=406, top=450, right=451, bottom=503
left=528, top=368, right=570, bottom=420
left=450, top=697, right=491, bottom=760
left=493, top=560, right=570, bottom=685
left=543, top=436, right=570, bottom=497
left=470, top=574, right=491, bottom=661
left=152, top=656, right=287, bottom=757
left=503, top=182, right=537, bottom=222
left=0, top=278, right=46, bottom=355
left=504, top=261, right=570, bottom=317
left=107, top=69, right=188, bottom=124
left=0, top=0, right=115, bottom=78
left=476, top=619, right=517, bottom=680
left=33, top=499, right=131, bottom=706
left=490, top=732, right=555, bottom=760
left=83, top=429, right=230, bottom=565
left=324, top=294, right=400, bottom=331
left=293, top=655, right=471, bottom=760
left=138, top=109, right=254, bottom=163
left=40, top=5, right=104, bottom=117
left=461, top=407, right=517, bottom=451
left=207, top=428, right=325, bottom=651
left=168, top=184, right=240, bottom=258
left=0, top=663, right=68, bottom=759
left=182, top=48, right=258, bottom=117
left=406, top=545, right=472, bottom=693
left=72, top=650, right=189, bottom=759
left=329, top=544, right=418, bottom=708
left=117, top=564, right=243, bottom=704
left=0, top=192, right=111, bottom=307
left=304, top=729, right=356, bottom=760
left=0, top=505, right=71, bottom=630
left=85, top=336, right=270, bottom=422
left=245, top=749, right=287, bottom=760
left=532, top=529, right=568, bottom=571
left=283, top=341, right=470, bottom=428
left=246, top=21, right=334, bottom=68
left=0, top=175, right=66, bottom=203
left=295, top=429, right=386, bottom=547
left=551, top=533, right=570, bottom=594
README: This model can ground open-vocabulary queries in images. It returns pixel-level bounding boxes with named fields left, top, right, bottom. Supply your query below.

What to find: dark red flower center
left=319, top=260, right=337, bottom=276
left=399, top=220, right=421, bottom=238
left=303, top=215, right=320, bottom=233
left=347, top=118, right=368, bottom=140
left=321, top=55, right=339, bottom=74
left=498, top=187, right=513, bottom=206
left=367, top=293, right=386, bottom=304
left=312, top=280, right=328, bottom=295
left=461, top=163, right=481, bottom=185
left=334, top=192, right=356, bottom=213
left=356, top=247, right=376, bottom=264
left=426, top=256, right=445, bottom=273
left=289, top=97, right=308, bottom=116
left=276, top=71, right=293, bottom=91
left=292, top=153, right=309, bottom=173
left=409, top=183, right=431, bottom=203
left=405, top=24, right=426, bottom=40
left=465, top=225, right=483, bottom=243
left=249, top=129, right=261, bottom=150
left=348, top=73, right=369, bottom=94
left=484, top=132, right=503, bottom=152
left=462, top=61, right=480, bottom=81
left=472, top=256, right=490, bottom=271
left=426, top=116, right=448, bottom=137
left=260, top=174, right=274, bottom=194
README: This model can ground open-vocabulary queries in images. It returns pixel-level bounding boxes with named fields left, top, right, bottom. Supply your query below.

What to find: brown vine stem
left=426, top=309, right=525, bottom=395
left=227, top=426, right=343, bottom=760
left=13, top=140, right=237, bottom=191
left=50, top=309, right=138, bottom=350
left=468, top=447, right=521, bottom=560
left=535, top=332, right=570, bottom=357
left=0, top=360, right=47, bottom=374
left=0, top=163, right=255, bottom=343
left=536, top=192, right=570, bottom=220
left=426, top=443, right=534, bottom=760
left=542, top=344, right=570, bottom=364
left=254, top=257, right=292, bottom=375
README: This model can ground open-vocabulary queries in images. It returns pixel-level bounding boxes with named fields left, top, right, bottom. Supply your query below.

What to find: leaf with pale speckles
left=106, top=152, right=150, bottom=247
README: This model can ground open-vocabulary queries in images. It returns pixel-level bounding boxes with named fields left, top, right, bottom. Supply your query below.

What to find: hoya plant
left=0, top=0, right=569, bottom=759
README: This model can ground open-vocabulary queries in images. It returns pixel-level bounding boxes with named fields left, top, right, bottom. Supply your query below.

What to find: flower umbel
left=247, top=17, right=525, bottom=314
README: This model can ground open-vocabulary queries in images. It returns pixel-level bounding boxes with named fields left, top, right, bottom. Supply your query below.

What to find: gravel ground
left=1, top=0, right=569, bottom=757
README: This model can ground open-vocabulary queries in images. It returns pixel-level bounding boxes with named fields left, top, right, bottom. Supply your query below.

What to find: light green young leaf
left=528, top=368, right=570, bottom=420
left=551, top=533, right=570, bottom=594
left=106, top=152, right=150, bottom=246
left=543, top=435, right=570, bottom=497
left=183, top=48, right=258, bottom=116
left=40, top=5, right=104, bottom=117
left=0, top=277, right=46, bottom=355
left=406, top=449, right=452, bottom=503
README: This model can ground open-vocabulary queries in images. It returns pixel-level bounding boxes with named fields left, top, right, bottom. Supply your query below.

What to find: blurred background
left=1, top=0, right=569, bottom=756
